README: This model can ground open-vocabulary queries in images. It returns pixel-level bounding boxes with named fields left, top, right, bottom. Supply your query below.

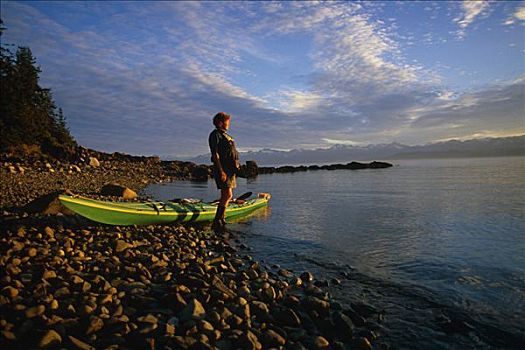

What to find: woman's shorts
left=214, top=172, right=236, bottom=189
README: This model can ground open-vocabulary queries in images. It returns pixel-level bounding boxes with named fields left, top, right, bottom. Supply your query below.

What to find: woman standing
left=208, top=112, right=240, bottom=231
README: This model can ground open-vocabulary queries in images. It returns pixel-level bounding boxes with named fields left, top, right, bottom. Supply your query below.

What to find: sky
left=1, top=1, right=524, bottom=158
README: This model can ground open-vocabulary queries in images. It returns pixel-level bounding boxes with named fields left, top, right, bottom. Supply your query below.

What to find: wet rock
left=314, top=280, right=329, bottom=288
left=278, top=269, right=294, bottom=278
left=274, top=308, right=301, bottom=327
left=344, top=308, right=366, bottom=327
left=438, top=317, right=475, bottom=334
left=351, top=302, right=378, bottom=318
left=349, top=337, right=373, bottom=350
left=302, top=296, right=330, bottom=316
left=331, top=278, right=342, bottom=286
left=332, top=311, right=354, bottom=339
left=304, top=284, right=325, bottom=297
left=290, top=277, right=303, bottom=287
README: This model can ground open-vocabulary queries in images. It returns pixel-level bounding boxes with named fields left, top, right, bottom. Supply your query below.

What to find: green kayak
left=58, top=193, right=271, bottom=226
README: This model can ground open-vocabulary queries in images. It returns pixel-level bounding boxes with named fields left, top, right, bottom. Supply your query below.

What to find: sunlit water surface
left=145, top=157, right=525, bottom=349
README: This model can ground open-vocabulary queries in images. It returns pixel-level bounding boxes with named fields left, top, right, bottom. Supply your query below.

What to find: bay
left=144, top=157, right=525, bottom=349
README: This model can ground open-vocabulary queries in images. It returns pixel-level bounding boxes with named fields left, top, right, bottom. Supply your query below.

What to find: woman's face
left=222, top=118, right=231, bottom=130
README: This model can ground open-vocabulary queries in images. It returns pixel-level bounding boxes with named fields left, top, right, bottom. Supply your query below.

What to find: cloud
left=516, top=4, right=525, bottom=21
left=1, top=1, right=522, bottom=157
left=503, top=3, right=525, bottom=25
left=454, top=0, right=489, bottom=38
left=301, top=77, right=525, bottom=147
left=402, top=78, right=525, bottom=143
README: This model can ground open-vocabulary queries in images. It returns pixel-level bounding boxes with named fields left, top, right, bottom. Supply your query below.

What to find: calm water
left=145, top=157, right=525, bottom=349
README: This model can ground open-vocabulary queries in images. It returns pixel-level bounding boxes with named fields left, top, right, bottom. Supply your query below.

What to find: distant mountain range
left=188, top=135, right=525, bottom=166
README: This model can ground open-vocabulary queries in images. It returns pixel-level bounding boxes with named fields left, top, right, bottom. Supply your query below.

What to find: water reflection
left=228, top=206, right=271, bottom=223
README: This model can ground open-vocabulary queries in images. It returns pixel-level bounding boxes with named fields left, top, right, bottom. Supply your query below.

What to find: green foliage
left=1, top=22, right=77, bottom=159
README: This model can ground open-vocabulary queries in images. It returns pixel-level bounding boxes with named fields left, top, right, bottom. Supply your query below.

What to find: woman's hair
left=213, top=112, right=231, bottom=127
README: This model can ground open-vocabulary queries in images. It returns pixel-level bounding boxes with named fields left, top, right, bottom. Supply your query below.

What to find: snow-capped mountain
left=187, top=135, right=525, bottom=166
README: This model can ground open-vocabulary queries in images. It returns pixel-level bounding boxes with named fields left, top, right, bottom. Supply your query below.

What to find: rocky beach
left=1, top=150, right=389, bottom=350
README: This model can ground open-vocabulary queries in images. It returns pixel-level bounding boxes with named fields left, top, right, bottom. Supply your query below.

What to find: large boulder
left=24, top=190, right=76, bottom=215
left=89, top=157, right=100, bottom=167
left=191, top=165, right=210, bottom=182
left=238, top=160, right=259, bottom=178
left=100, top=183, right=137, bottom=199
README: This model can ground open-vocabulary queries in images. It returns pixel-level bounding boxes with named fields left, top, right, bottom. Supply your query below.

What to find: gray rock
left=137, top=313, right=158, bottom=323
left=115, top=240, right=133, bottom=253
left=173, top=335, right=197, bottom=349
left=251, top=301, right=270, bottom=320
left=180, top=298, right=206, bottom=321
left=86, top=316, right=104, bottom=335
left=237, top=330, right=262, bottom=350
left=23, top=190, right=75, bottom=215
left=100, top=183, right=137, bottom=199
left=2, top=286, right=19, bottom=298
left=313, top=336, right=330, bottom=349
left=25, top=305, right=45, bottom=318
left=191, top=166, right=209, bottom=182
left=70, top=164, right=82, bottom=173
left=263, top=285, right=276, bottom=301
left=89, top=157, right=100, bottom=167
left=38, top=330, right=62, bottom=348
left=68, top=335, right=95, bottom=350
left=261, top=329, right=286, bottom=347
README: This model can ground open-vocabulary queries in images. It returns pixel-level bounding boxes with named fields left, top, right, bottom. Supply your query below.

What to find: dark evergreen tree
left=0, top=20, right=77, bottom=159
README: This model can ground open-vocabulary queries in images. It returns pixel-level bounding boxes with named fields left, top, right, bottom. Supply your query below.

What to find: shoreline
left=1, top=156, right=388, bottom=350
